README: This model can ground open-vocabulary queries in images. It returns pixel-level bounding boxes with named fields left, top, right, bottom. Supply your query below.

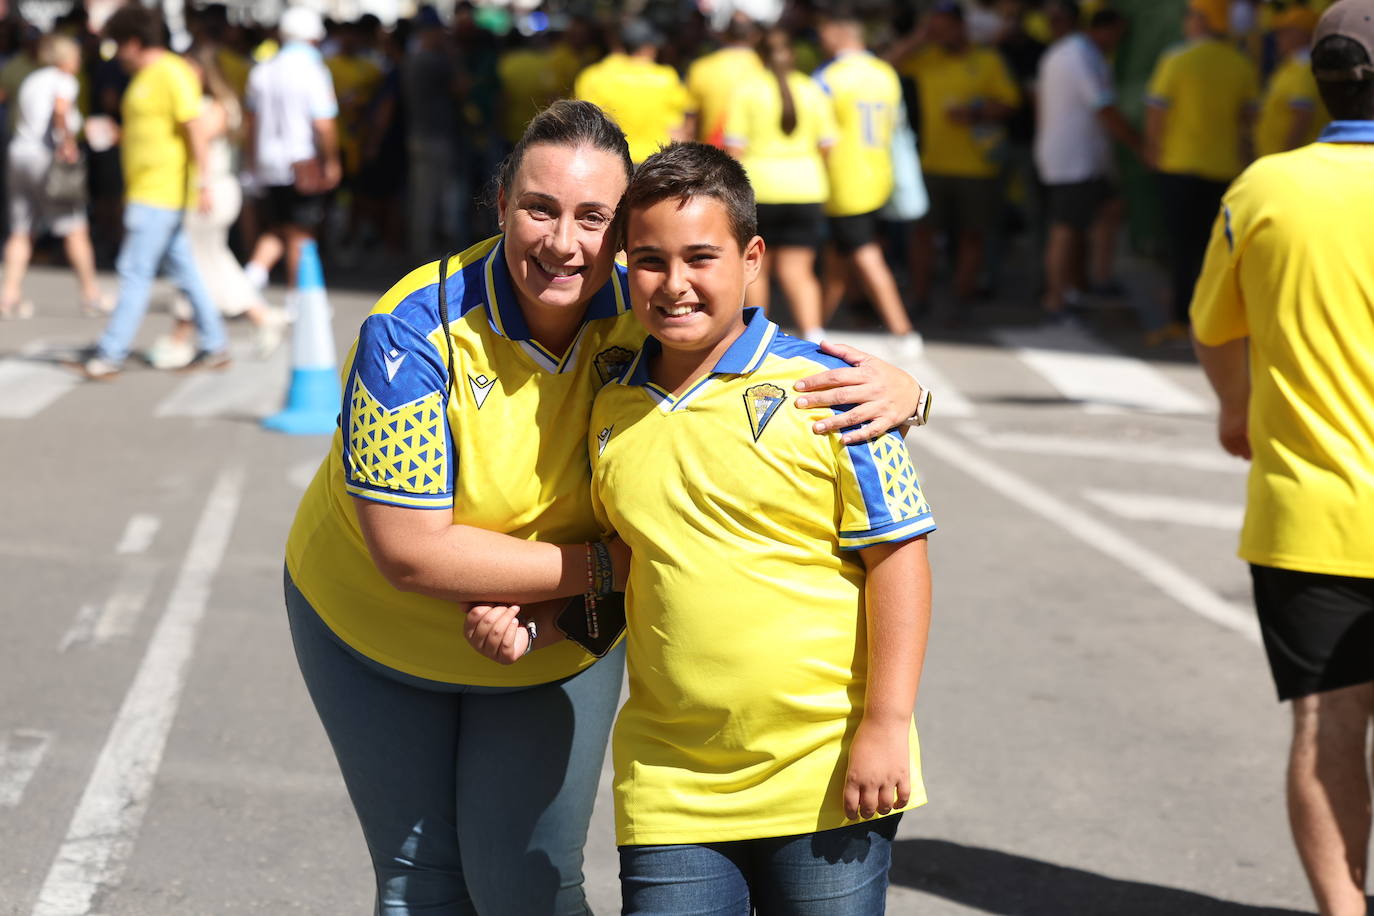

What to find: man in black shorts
left=1191, top=6, right=1374, bottom=912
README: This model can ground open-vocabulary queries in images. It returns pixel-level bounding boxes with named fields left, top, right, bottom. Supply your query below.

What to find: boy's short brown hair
left=616, top=142, right=757, bottom=251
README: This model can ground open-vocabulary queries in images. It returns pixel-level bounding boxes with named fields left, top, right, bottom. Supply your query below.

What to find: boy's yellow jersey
left=1146, top=38, right=1259, bottom=181
left=286, top=236, right=645, bottom=686
left=724, top=69, right=836, bottom=205
left=813, top=50, right=903, bottom=216
left=121, top=52, right=202, bottom=210
left=685, top=45, right=765, bottom=144
left=1191, top=123, right=1374, bottom=578
left=591, top=310, right=936, bottom=845
left=1254, top=52, right=1328, bottom=158
left=575, top=54, right=693, bottom=163
left=899, top=44, right=1020, bottom=178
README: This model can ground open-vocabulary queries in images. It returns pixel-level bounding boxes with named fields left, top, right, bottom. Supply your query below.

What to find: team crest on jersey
left=596, top=426, right=613, bottom=455
left=468, top=373, right=497, bottom=409
left=593, top=346, right=635, bottom=386
left=743, top=384, right=786, bottom=441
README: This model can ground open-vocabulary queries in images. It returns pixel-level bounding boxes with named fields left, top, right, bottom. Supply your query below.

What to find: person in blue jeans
left=81, top=6, right=226, bottom=380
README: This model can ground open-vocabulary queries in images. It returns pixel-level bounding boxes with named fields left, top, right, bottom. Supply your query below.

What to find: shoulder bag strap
left=437, top=253, right=457, bottom=395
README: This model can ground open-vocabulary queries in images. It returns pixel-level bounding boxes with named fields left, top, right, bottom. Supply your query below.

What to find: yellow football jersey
left=285, top=236, right=646, bottom=686
left=899, top=45, right=1020, bottom=179
left=591, top=309, right=936, bottom=845
left=813, top=51, right=903, bottom=216
left=1146, top=38, right=1260, bottom=181
left=121, top=53, right=202, bottom=210
left=724, top=69, right=836, bottom=205
left=1191, top=123, right=1374, bottom=578
left=575, top=54, right=692, bottom=163
left=1254, top=52, right=1328, bottom=158
left=686, top=46, right=765, bottom=144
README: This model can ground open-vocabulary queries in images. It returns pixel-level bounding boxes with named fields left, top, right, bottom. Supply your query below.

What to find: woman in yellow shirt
left=725, top=29, right=836, bottom=341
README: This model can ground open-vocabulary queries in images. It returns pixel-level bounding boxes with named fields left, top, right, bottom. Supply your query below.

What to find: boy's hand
left=844, top=719, right=911, bottom=820
left=464, top=604, right=529, bottom=664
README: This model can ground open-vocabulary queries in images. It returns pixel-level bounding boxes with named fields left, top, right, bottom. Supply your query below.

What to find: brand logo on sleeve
left=383, top=348, right=407, bottom=383
left=743, top=383, right=786, bottom=441
left=468, top=373, right=497, bottom=408
left=596, top=425, right=613, bottom=455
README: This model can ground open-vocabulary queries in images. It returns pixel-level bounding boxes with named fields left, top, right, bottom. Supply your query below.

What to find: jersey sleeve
left=309, top=62, right=340, bottom=120
left=1145, top=53, right=1177, bottom=108
left=1077, top=43, right=1116, bottom=111
left=833, top=427, right=936, bottom=550
left=1189, top=192, right=1249, bottom=345
left=812, top=79, right=839, bottom=147
left=587, top=397, right=616, bottom=538
left=342, top=313, right=455, bottom=509
left=170, top=62, right=203, bottom=124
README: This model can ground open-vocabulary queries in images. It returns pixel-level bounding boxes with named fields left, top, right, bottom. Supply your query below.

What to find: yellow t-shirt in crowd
left=813, top=50, right=903, bottom=216
left=899, top=44, right=1020, bottom=179
left=1146, top=38, right=1260, bottom=181
left=686, top=45, right=765, bottom=145
left=591, top=309, right=936, bottom=845
left=327, top=53, right=383, bottom=175
left=216, top=47, right=251, bottom=100
left=121, top=52, right=203, bottom=210
left=1254, top=52, right=1328, bottom=158
left=1190, top=123, right=1374, bottom=578
left=498, top=47, right=560, bottom=145
left=575, top=53, right=692, bottom=163
left=285, top=236, right=647, bottom=686
left=724, top=69, right=836, bottom=205
left=547, top=40, right=594, bottom=97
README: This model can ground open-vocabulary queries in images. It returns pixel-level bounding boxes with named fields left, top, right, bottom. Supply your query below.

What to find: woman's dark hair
left=102, top=5, right=165, bottom=48
left=616, top=142, right=757, bottom=251
left=758, top=29, right=797, bottom=136
left=1313, top=35, right=1374, bottom=120
left=494, top=99, right=633, bottom=204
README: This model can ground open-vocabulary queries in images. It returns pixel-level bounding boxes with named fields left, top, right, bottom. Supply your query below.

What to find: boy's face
left=625, top=195, right=764, bottom=362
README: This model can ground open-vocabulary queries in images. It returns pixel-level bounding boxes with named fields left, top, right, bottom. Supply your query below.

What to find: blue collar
left=622, top=307, right=777, bottom=387
left=479, top=237, right=628, bottom=342
left=1318, top=121, right=1374, bottom=144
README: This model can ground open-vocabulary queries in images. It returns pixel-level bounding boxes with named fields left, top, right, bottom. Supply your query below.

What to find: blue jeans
left=98, top=201, right=226, bottom=363
left=285, top=569, right=624, bottom=915
left=620, top=817, right=901, bottom=916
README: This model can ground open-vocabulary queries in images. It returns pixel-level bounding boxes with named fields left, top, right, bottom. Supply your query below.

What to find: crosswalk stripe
left=956, top=422, right=1245, bottom=474
left=819, top=330, right=977, bottom=418
left=153, top=342, right=289, bottom=419
left=994, top=323, right=1207, bottom=415
left=1083, top=488, right=1245, bottom=530
left=0, top=728, right=53, bottom=808
left=0, top=341, right=82, bottom=419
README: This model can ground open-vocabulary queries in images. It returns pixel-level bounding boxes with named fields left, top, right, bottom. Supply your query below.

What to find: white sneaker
left=81, top=355, right=122, bottom=380
left=245, top=262, right=269, bottom=291
left=254, top=306, right=289, bottom=359
left=146, top=335, right=196, bottom=370
left=896, top=331, right=925, bottom=361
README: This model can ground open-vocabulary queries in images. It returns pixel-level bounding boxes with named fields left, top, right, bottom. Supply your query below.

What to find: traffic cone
left=263, top=240, right=339, bottom=435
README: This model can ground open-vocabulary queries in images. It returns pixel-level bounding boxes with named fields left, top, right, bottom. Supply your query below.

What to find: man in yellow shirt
left=83, top=6, right=226, bottom=379
left=896, top=2, right=1020, bottom=316
left=1191, top=6, right=1374, bottom=913
left=685, top=15, right=763, bottom=146
left=1145, top=0, right=1259, bottom=338
left=574, top=21, right=694, bottom=164
left=1255, top=5, right=1329, bottom=157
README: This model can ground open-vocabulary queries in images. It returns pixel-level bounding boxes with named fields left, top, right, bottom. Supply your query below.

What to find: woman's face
left=498, top=143, right=628, bottom=318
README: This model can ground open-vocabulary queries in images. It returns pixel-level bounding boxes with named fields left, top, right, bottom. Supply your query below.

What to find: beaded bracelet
left=584, top=541, right=614, bottom=640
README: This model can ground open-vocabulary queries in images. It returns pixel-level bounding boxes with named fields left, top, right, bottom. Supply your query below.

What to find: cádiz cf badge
left=743, top=383, right=786, bottom=441
left=593, top=346, right=635, bottom=386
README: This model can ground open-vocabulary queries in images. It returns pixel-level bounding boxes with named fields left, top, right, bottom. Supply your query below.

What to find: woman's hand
left=464, top=604, right=529, bottom=664
left=793, top=341, right=923, bottom=444
left=843, top=718, right=912, bottom=820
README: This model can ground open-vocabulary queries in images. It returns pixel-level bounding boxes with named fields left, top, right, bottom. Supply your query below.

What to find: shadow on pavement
left=889, top=839, right=1313, bottom=915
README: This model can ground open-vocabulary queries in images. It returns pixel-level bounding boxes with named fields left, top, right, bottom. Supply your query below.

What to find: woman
left=1, top=33, right=105, bottom=319
left=724, top=28, right=835, bottom=342
left=146, top=45, right=287, bottom=368
left=284, top=100, right=925, bottom=915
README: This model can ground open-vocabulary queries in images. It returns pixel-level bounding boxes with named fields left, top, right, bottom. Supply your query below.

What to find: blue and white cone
left=263, top=240, right=339, bottom=435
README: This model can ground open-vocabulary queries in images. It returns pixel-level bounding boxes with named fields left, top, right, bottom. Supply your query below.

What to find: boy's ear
left=743, top=234, right=765, bottom=286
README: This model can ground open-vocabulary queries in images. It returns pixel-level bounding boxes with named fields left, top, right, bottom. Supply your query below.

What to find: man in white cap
left=1191, top=3, right=1374, bottom=913
left=243, top=5, right=340, bottom=289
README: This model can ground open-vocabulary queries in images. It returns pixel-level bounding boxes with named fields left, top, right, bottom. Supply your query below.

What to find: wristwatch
left=908, top=386, right=932, bottom=427
left=521, top=619, right=538, bottom=657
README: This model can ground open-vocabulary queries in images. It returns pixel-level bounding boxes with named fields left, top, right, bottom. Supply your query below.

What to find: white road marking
left=0, top=341, right=82, bottom=419
left=919, top=429, right=1259, bottom=643
left=819, top=329, right=977, bottom=418
left=1083, top=489, right=1245, bottom=531
left=957, top=422, right=1246, bottom=474
left=59, top=562, right=160, bottom=652
left=0, top=729, right=53, bottom=808
left=114, top=515, right=159, bottom=555
left=993, top=324, right=1207, bottom=414
left=153, top=342, right=288, bottom=419
left=33, top=468, right=245, bottom=916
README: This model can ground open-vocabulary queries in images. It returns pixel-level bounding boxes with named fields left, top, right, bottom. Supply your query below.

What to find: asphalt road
left=0, top=263, right=1324, bottom=915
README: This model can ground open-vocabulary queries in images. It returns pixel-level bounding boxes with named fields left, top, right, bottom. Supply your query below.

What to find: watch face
left=917, top=389, right=932, bottom=426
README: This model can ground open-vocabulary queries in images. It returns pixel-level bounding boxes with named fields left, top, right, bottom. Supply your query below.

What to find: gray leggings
left=285, top=569, right=624, bottom=915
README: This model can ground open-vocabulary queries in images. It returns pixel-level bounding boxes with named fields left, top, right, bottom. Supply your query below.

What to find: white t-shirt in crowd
left=1034, top=33, right=1116, bottom=185
left=245, top=42, right=338, bottom=188
left=10, top=66, right=81, bottom=157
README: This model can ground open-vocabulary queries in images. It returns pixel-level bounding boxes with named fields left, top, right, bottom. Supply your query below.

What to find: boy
left=465, top=142, right=935, bottom=914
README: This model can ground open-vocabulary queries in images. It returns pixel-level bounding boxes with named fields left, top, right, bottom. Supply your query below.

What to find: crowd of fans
left=0, top=0, right=1342, bottom=349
